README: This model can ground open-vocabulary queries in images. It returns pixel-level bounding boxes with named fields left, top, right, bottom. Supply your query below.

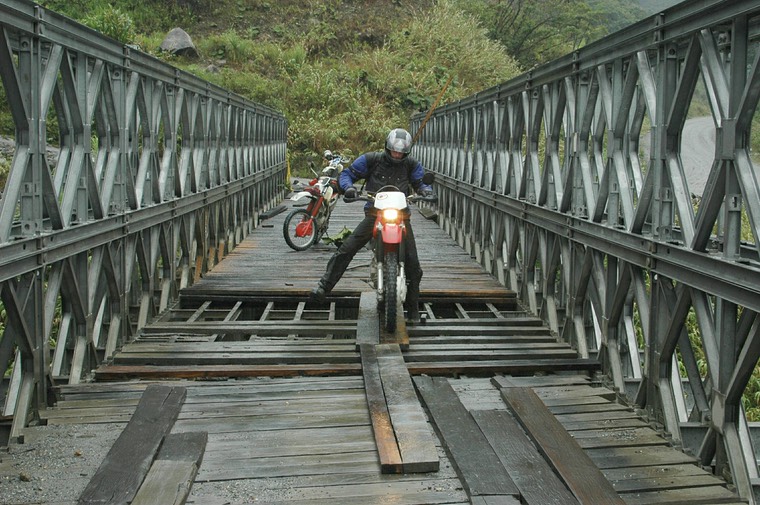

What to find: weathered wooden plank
left=196, top=478, right=467, bottom=505
left=414, top=375, right=519, bottom=498
left=410, top=317, right=544, bottom=328
left=360, top=343, right=403, bottom=473
left=112, top=351, right=359, bottom=365
left=403, top=349, right=582, bottom=361
left=409, top=325, right=551, bottom=336
left=356, top=292, right=380, bottom=348
left=174, top=409, right=370, bottom=434
left=491, top=375, right=592, bottom=389
left=140, top=320, right=357, bottom=336
left=94, top=363, right=363, bottom=380
left=603, top=463, right=725, bottom=493
left=560, top=417, right=649, bottom=431
left=586, top=445, right=698, bottom=469
left=541, top=395, right=613, bottom=408
left=550, top=403, right=634, bottom=416
left=131, top=460, right=197, bottom=505
left=118, top=342, right=358, bottom=352
left=78, top=385, right=186, bottom=505
left=376, top=344, right=439, bottom=473
left=204, top=424, right=372, bottom=448
left=156, top=432, right=208, bottom=464
left=471, top=409, right=580, bottom=505
left=131, top=431, right=206, bottom=505
left=202, top=438, right=377, bottom=461
left=500, top=387, right=626, bottom=505
left=411, top=335, right=557, bottom=344
left=228, top=491, right=468, bottom=505
left=406, top=358, right=601, bottom=376
left=618, top=485, right=743, bottom=505
left=470, top=496, right=522, bottom=505
left=533, top=384, right=618, bottom=401
left=408, top=342, right=575, bottom=351
left=60, top=375, right=363, bottom=396
left=569, top=427, right=670, bottom=449
left=196, top=451, right=382, bottom=481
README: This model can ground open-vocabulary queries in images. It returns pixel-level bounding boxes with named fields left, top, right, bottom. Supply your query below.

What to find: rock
left=159, top=27, right=199, bottom=58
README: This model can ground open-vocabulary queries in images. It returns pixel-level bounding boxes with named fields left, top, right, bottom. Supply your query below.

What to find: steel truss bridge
left=2, top=0, right=760, bottom=502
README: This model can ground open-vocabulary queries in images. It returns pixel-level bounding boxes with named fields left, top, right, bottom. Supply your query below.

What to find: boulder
left=159, top=27, right=199, bottom=58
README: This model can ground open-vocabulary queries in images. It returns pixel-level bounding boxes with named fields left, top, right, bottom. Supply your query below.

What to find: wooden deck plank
left=356, top=292, right=380, bottom=347
left=587, top=445, right=699, bottom=470
left=414, top=375, right=520, bottom=499
left=78, top=385, right=186, bottom=505
left=603, top=463, right=726, bottom=493
left=500, top=386, right=626, bottom=505
left=471, top=409, right=580, bottom=505
left=375, top=344, right=439, bottom=473
left=360, top=343, right=403, bottom=473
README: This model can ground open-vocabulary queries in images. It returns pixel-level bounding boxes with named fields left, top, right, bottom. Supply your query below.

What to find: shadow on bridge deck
left=1, top=198, right=745, bottom=505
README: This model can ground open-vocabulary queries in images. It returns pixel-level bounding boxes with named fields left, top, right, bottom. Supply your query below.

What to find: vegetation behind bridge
left=17, top=0, right=659, bottom=172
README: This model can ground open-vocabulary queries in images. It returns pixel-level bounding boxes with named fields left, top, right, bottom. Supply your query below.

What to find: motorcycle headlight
left=382, top=208, right=399, bottom=221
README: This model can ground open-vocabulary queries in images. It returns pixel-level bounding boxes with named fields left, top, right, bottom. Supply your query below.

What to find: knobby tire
left=383, top=250, right=399, bottom=333
left=283, top=208, right=318, bottom=251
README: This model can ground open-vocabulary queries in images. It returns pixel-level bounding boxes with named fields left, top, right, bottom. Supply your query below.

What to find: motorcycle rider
left=309, top=128, right=433, bottom=323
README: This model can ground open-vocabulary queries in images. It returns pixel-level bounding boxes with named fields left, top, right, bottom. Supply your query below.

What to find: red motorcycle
left=347, top=174, right=436, bottom=333
left=283, top=151, right=350, bottom=251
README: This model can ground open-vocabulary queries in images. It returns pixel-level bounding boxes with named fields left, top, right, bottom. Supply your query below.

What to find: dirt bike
left=345, top=174, right=436, bottom=333
left=283, top=151, right=351, bottom=251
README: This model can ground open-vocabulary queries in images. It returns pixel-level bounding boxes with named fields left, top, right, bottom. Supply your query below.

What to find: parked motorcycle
left=345, top=174, right=436, bottom=333
left=283, top=151, right=351, bottom=251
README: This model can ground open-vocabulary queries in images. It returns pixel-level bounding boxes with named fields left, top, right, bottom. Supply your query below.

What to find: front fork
left=374, top=227, right=407, bottom=305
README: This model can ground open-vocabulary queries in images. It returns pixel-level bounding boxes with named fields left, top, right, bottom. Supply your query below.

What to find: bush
left=353, top=0, right=521, bottom=109
left=81, top=5, right=136, bottom=44
left=197, top=29, right=258, bottom=64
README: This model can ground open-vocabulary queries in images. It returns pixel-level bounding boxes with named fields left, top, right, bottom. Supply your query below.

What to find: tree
left=456, top=0, right=647, bottom=68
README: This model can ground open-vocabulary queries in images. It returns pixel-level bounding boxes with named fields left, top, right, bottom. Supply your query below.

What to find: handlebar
left=409, top=193, right=438, bottom=203
left=325, top=152, right=351, bottom=164
left=343, top=192, right=437, bottom=204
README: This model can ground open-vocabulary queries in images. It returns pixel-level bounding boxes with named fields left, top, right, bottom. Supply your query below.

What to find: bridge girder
left=413, top=1, right=760, bottom=502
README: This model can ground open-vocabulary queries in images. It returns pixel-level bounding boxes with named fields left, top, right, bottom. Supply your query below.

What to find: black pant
left=320, top=211, right=422, bottom=309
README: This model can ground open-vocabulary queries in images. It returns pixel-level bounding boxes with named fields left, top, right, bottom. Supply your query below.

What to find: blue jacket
left=339, top=152, right=432, bottom=203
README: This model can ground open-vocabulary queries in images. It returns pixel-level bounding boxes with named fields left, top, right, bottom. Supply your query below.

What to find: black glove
left=421, top=189, right=433, bottom=197
left=344, top=187, right=358, bottom=199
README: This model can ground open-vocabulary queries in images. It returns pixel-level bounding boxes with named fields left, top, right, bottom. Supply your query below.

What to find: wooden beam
left=79, top=385, right=186, bottom=505
left=414, top=375, right=520, bottom=499
left=131, top=432, right=207, bottom=505
left=356, top=292, right=380, bottom=348
left=376, top=344, right=439, bottom=473
left=360, top=343, right=402, bottom=473
left=500, top=386, right=626, bottom=505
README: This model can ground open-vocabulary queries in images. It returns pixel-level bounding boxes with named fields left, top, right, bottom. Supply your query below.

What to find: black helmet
left=385, top=128, right=413, bottom=162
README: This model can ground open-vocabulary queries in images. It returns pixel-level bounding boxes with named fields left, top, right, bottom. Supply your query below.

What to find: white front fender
left=290, top=191, right=314, bottom=202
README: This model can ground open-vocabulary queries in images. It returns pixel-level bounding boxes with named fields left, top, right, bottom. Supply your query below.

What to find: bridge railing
left=413, top=0, right=760, bottom=501
left=0, top=0, right=287, bottom=440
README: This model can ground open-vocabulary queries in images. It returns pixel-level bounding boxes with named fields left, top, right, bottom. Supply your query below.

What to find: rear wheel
left=383, top=250, right=399, bottom=333
left=283, top=209, right=318, bottom=251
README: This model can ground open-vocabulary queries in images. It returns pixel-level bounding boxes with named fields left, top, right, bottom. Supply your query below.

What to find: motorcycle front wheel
left=383, top=250, right=399, bottom=333
left=283, top=208, right=319, bottom=251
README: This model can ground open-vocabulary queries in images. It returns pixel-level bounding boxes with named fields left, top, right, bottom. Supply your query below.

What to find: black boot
left=309, top=280, right=329, bottom=303
left=405, top=295, right=420, bottom=324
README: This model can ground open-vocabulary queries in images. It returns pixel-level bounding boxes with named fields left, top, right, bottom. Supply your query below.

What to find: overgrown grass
left=158, top=0, right=521, bottom=173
